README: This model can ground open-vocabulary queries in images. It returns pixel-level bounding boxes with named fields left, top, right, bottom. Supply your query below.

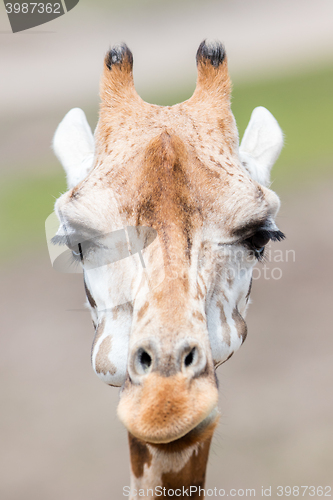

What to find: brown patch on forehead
left=134, top=132, right=198, bottom=264
left=232, top=308, right=247, bottom=343
left=160, top=437, right=212, bottom=498
left=128, top=433, right=152, bottom=478
left=95, top=336, right=117, bottom=375
left=216, top=301, right=231, bottom=346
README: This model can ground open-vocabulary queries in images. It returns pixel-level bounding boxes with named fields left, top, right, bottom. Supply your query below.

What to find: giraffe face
left=53, top=41, right=284, bottom=443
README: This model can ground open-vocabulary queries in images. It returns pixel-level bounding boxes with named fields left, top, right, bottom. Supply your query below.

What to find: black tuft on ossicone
left=196, top=39, right=226, bottom=68
left=105, top=43, right=133, bottom=70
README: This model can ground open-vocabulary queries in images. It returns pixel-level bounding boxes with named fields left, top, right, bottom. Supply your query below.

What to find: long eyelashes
left=52, top=232, right=86, bottom=264
left=51, top=234, right=70, bottom=246
left=244, top=229, right=286, bottom=262
left=266, top=229, right=286, bottom=242
left=71, top=243, right=84, bottom=263
left=256, top=247, right=267, bottom=263
left=54, top=228, right=286, bottom=267
left=78, top=243, right=84, bottom=262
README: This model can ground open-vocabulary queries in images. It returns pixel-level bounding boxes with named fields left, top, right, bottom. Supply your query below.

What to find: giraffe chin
left=117, top=372, right=219, bottom=444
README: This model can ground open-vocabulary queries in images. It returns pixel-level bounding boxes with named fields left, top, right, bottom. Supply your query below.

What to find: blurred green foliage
left=232, top=66, right=333, bottom=188
left=0, top=169, right=66, bottom=260
left=1, top=64, right=332, bottom=261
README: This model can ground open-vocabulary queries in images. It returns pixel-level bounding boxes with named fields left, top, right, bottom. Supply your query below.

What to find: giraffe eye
left=71, top=243, right=84, bottom=262
left=248, top=230, right=271, bottom=250
left=243, top=229, right=285, bottom=260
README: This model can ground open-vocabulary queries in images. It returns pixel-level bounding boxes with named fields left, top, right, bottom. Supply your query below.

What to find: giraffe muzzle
left=118, top=338, right=218, bottom=443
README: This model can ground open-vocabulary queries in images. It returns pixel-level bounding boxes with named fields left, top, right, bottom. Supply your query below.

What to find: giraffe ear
left=53, top=108, right=95, bottom=189
left=239, top=106, right=283, bottom=187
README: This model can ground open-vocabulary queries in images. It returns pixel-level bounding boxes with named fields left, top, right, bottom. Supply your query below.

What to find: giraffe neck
left=127, top=418, right=217, bottom=499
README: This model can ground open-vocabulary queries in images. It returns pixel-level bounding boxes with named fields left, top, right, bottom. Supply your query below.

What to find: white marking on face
left=201, top=242, right=255, bottom=367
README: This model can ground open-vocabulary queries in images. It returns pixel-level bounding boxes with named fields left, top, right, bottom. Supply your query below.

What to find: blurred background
left=1, top=0, right=332, bottom=498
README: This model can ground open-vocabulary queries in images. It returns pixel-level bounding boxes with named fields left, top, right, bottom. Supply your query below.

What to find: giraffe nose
left=176, top=339, right=207, bottom=376
left=129, top=339, right=158, bottom=379
left=128, top=338, right=207, bottom=383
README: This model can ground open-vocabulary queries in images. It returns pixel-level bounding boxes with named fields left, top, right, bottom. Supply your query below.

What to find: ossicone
left=187, top=39, right=231, bottom=115
left=100, top=42, right=140, bottom=111
left=104, top=43, right=133, bottom=71
left=196, top=39, right=226, bottom=68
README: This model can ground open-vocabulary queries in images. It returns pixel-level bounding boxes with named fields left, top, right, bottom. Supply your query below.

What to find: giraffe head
left=52, top=41, right=284, bottom=444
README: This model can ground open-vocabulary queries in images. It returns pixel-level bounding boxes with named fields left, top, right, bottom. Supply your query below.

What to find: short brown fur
left=160, top=437, right=212, bottom=499
left=129, top=433, right=153, bottom=479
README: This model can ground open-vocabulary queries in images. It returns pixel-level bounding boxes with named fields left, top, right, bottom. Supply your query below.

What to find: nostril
left=129, top=340, right=158, bottom=380
left=184, top=347, right=196, bottom=367
left=178, top=340, right=206, bottom=376
left=132, top=347, right=154, bottom=377
left=139, top=349, right=152, bottom=372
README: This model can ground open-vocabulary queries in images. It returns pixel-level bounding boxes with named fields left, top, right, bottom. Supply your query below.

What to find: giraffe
left=51, top=40, right=285, bottom=499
